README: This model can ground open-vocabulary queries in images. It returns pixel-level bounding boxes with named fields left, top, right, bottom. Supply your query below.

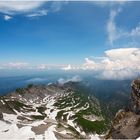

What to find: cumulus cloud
left=106, top=6, right=140, bottom=79
left=58, top=75, right=82, bottom=85
left=82, top=58, right=98, bottom=70
left=62, top=48, right=140, bottom=80
left=4, top=15, right=12, bottom=20
left=86, top=48, right=140, bottom=80
left=104, top=48, right=140, bottom=70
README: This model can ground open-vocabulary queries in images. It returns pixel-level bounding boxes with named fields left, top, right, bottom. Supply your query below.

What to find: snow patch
left=45, top=125, right=57, bottom=140
left=3, top=113, right=18, bottom=123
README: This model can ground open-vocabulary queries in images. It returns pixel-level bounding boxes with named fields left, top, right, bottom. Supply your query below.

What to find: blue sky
left=0, top=1, right=140, bottom=80
left=0, top=2, right=107, bottom=64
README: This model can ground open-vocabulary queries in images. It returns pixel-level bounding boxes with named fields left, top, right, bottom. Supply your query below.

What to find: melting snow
left=45, top=125, right=57, bottom=140
left=90, top=134, right=100, bottom=140
left=3, top=113, right=18, bottom=123
left=1, top=100, right=5, bottom=105
left=0, top=121, right=35, bottom=139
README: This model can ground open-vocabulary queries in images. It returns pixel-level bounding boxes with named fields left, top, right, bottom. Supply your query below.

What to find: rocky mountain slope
left=0, top=82, right=108, bottom=139
left=106, top=78, right=140, bottom=139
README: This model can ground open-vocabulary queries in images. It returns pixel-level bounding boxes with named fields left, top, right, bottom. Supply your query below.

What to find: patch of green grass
left=14, top=100, right=26, bottom=107
left=7, top=100, right=27, bottom=111
left=16, top=88, right=24, bottom=94
left=27, top=84, right=34, bottom=89
left=56, top=110, right=65, bottom=120
left=31, top=115, right=46, bottom=120
left=54, top=88, right=109, bottom=134
left=37, top=106, right=46, bottom=114
left=75, top=115, right=107, bottom=134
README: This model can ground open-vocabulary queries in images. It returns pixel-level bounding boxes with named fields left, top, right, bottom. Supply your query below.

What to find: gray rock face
left=106, top=78, right=140, bottom=139
left=131, top=79, right=140, bottom=114
left=0, top=112, right=3, bottom=120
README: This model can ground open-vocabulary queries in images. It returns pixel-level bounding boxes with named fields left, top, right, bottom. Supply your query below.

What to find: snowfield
left=0, top=84, right=103, bottom=140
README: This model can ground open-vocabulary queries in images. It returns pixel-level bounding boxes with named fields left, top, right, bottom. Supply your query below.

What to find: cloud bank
left=2, top=47, right=139, bottom=80
left=60, top=48, right=140, bottom=80
left=82, top=48, right=140, bottom=80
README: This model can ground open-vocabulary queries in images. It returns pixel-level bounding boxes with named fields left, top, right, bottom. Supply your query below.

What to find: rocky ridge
left=0, top=82, right=107, bottom=139
left=106, top=78, right=140, bottom=139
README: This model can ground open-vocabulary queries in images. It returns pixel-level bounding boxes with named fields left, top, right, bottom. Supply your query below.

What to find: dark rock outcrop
left=0, top=112, right=3, bottom=120
left=130, top=79, right=140, bottom=114
left=106, top=78, right=140, bottom=139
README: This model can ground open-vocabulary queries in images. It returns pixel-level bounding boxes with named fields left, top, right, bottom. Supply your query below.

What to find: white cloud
left=62, top=64, right=72, bottom=71
left=107, top=8, right=123, bottom=45
left=99, top=69, right=139, bottom=80
left=86, top=48, right=140, bottom=80
left=5, top=62, right=29, bottom=69
left=0, top=1, right=45, bottom=14
left=0, top=1, right=68, bottom=19
left=4, top=15, right=12, bottom=20
left=103, top=48, right=140, bottom=70
left=106, top=8, right=140, bottom=80
left=26, top=10, right=47, bottom=17
left=107, top=8, right=140, bottom=46
left=130, top=23, right=140, bottom=37
left=82, top=58, right=98, bottom=70
left=62, top=48, right=140, bottom=80
left=61, top=64, right=80, bottom=71
left=1, top=47, right=140, bottom=80
left=58, top=75, right=81, bottom=85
